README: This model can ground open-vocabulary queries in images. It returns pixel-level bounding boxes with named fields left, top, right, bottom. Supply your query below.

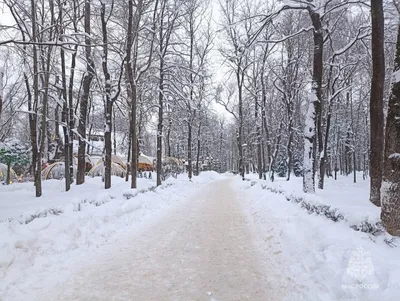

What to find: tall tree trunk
left=270, top=121, right=283, bottom=182
left=0, top=69, right=3, bottom=118
left=187, top=11, right=195, bottom=181
left=237, top=74, right=244, bottom=180
left=113, top=109, right=117, bottom=156
left=381, top=22, right=400, bottom=236
left=100, top=2, right=112, bottom=190
left=58, top=0, right=70, bottom=191
left=369, top=0, right=385, bottom=206
left=68, top=49, right=77, bottom=185
left=303, top=9, right=323, bottom=194
left=157, top=68, right=164, bottom=187
left=77, top=0, right=94, bottom=185
left=255, top=96, right=262, bottom=180
left=195, top=122, right=201, bottom=176
left=286, top=103, right=294, bottom=181
left=320, top=103, right=332, bottom=188
left=166, top=118, right=172, bottom=157
left=188, top=123, right=193, bottom=180
left=130, top=78, right=138, bottom=188
left=30, top=0, right=41, bottom=197
left=67, top=1, right=78, bottom=185
left=125, top=0, right=137, bottom=189
left=125, top=116, right=132, bottom=182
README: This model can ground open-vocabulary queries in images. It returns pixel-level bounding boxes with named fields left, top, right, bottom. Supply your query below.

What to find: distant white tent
left=87, top=162, right=126, bottom=177
left=42, top=162, right=76, bottom=180
left=87, top=155, right=126, bottom=177
left=139, top=154, right=153, bottom=165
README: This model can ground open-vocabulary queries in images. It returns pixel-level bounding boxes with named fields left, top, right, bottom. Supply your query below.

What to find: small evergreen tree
left=276, top=158, right=288, bottom=178
left=0, top=140, right=30, bottom=184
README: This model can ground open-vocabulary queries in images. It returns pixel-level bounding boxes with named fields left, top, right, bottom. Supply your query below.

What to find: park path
left=44, top=178, right=289, bottom=301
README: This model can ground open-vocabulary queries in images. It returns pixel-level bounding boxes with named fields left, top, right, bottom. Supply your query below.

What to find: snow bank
left=0, top=177, right=156, bottom=223
left=235, top=175, right=400, bottom=300
left=0, top=172, right=222, bottom=299
left=244, top=173, right=384, bottom=237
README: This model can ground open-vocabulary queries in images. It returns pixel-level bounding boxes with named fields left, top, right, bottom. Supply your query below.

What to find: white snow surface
left=236, top=174, right=400, bottom=300
left=0, top=172, right=221, bottom=300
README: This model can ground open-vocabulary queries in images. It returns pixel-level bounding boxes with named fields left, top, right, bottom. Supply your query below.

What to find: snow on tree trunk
left=381, top=23, right=400, bottom=236
left=303, top=93, right=316, bottom=193
left=303, top=8, right=323, bottom=194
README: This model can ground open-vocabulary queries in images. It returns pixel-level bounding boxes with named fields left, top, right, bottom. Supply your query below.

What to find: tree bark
left=255, top=95, right=262, bottom=180
left=30, top=0, right=41, bottom=197
left=100, top=2, right=112, bottom=190
left=286, top=102, right=294, bottom=181
left=270, top=121, right=283, bottom=182
left=369, top=0, right=385, bottom=206
left=237, top=73, right=244, bottom=180
left=0, top=69, right=3, bottom=118
left=77, top=0, right=94, bottom=185
left=381, top=22, right=400, bottom=236
left=6, top=161, right=11, bottom=185
left=303, top=9, right=323, bottom=194
left=195, top=121, right=201, bottom=176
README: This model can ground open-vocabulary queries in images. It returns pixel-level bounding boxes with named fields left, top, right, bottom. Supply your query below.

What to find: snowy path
left=43, top=178, right=288, bottom=301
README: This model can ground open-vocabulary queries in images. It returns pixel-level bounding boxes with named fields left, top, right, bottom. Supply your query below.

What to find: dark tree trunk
left=369, top=0, right=385, bottom=207
left=157, top=68, right=164, bottom=187
left=381, top=22, right=400, bottom=236
left=166, top=118, right=172, bottom=157
left=130, top=80, right=138, bottom=188
left=286, top=103, right=294, bottom=181
left=125, top=116, right=132, bottom=182
left=100, top=2, right=112, bottom=190
left=303, top=9, right=323, bottom=193
left=255, top=96, right=262, bottom=180
left=30, top=0, right=41, bottom=197
left=319, top=104, right=332, bottom=188
left=6, top=162, right=11, bottom=185
left=58, top=1, right=70, bottom=191
left=195, top=122, right=201, bottom=176
left=68, top=48, right=77, bottom=186
left=237, top=74, right=244, bottom=180
left=67, top=1, right=78, bottom=185
left=125, top=0, right=139, bottom=189
left=77, top=0, right=94, bottom=185
left=188, top=124, right=193, bottom=180
left=0, top=70, right=3, bottom=118
left=270, top=121, right=283, bottom=182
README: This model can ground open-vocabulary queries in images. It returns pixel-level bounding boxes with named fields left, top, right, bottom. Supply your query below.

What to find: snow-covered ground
left=251, top=173, right=380, bottom=228
left=1, top=172, right=400, bottom=300
left=0, top=172, right=221, bottom=300
left=236, top=174, right=400, bottom=300
left=0, top=177, right=156, bottom=223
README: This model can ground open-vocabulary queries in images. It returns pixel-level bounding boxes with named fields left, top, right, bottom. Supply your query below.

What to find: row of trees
left=0, top=0, right=224, bottom=194
left=214, top=0, right=400, bottom=235
left=0, top=0, right=400, bottom=234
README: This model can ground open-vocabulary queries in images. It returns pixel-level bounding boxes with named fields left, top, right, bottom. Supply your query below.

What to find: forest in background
left=1, top=0, right=400, bottom=235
